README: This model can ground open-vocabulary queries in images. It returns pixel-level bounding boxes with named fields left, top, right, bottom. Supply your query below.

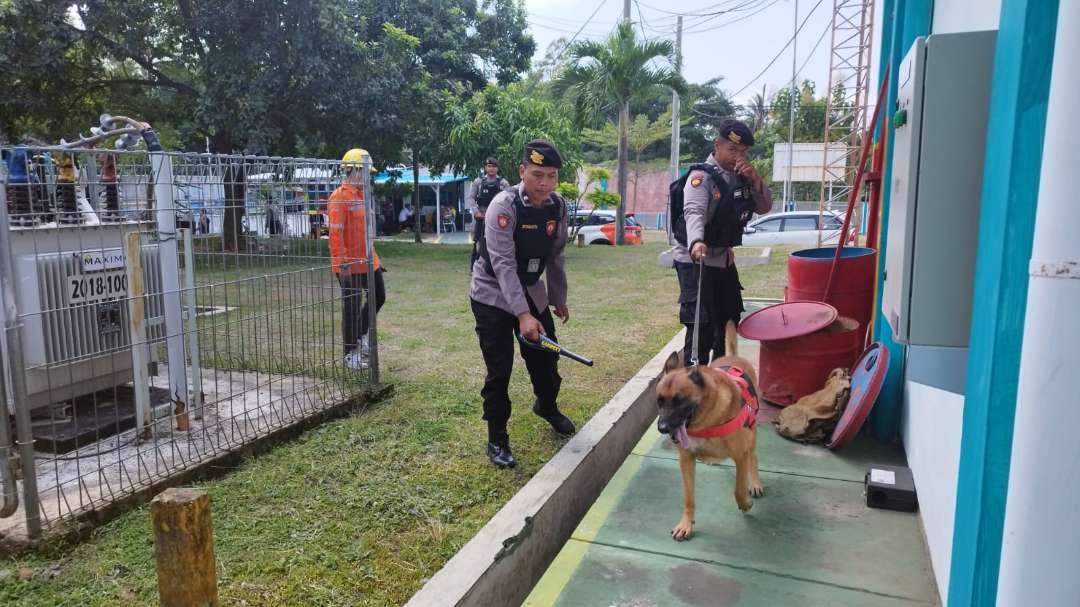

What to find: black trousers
left=471, top=298, right=561, bottom=436
left=339, top=268, right=386, bottom=354
left=674, top=261, right=744, bottom=366
left=470, top=217, right=485, bottom=267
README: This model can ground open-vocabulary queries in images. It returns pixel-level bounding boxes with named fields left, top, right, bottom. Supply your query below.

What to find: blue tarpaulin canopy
left=374, top=166, right=470, bottom=235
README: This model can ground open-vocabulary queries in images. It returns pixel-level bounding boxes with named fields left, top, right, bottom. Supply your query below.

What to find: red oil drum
left=739, top=301, right=862, bottom=407
left=785, top=247, right=876, bottom=343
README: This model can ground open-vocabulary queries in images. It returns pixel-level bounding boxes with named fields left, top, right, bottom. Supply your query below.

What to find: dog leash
left=690, top=257, right=703, bottom=367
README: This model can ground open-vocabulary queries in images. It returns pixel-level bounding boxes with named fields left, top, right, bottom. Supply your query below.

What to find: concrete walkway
left=526, top=353, right=938, bottom=605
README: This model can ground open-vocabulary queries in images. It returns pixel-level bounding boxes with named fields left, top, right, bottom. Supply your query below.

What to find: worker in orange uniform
left=329, top=148, right=385, bottom=370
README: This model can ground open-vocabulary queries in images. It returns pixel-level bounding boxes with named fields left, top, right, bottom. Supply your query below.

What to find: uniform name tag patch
left=527, top=258, right=541, bottom=273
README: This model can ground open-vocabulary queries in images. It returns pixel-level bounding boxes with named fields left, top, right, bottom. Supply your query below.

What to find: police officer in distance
left=470, top=140, right=574, bottom=469
left=675, top=119, right=772, bottom=365
left=468, top=157, right=510, bottom=267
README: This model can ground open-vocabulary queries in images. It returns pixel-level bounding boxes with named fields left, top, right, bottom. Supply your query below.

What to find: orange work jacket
left=328, top=183, right=381, bottom=274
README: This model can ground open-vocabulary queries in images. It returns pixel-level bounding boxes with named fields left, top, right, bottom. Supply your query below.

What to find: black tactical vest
left=480, top=190, right=563, bottom=286
left=702, top=172, right=757, bottom=248
left=476, top=177, right=504, bottom=210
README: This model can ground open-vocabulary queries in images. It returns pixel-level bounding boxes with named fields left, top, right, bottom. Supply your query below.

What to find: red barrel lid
left=828, top=342, right=890, bottom=449
left=737, top=301, right=838, bottom=341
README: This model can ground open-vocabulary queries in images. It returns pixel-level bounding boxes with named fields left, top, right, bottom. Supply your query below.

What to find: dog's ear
left=663, top=351, right=681, bottom=374
left=688, top=366, right=705, bottom=388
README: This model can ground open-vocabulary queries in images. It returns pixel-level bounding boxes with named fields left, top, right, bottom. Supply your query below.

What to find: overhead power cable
left=727, top=0, right=825, bottom=99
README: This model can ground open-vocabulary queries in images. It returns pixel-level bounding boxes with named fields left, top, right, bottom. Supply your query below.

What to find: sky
left=522, top=0, right=883, bottom=108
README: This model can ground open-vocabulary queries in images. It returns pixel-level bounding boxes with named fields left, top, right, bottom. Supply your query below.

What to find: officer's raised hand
left=734, top=156, right=763, bottom=191
left=553, top=304, right=570, bottom=324
left=518, top=312, right=544, bottom=341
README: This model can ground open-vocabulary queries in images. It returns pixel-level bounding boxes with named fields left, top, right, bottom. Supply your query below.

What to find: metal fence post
left=125, top=230, right=153, bottom=435
left=362, top=157, right=379, bottom=385
left=181, top=228, right=204, bottom=419
left=0, top=181, right=42, bottom=538
left=151, top=152, right=191, bottom=430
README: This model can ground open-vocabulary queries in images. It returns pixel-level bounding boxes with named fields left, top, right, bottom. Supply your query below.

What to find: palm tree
left=554, top=22, right=684, bottom=244
left=749, top=91, right=769, bottom=132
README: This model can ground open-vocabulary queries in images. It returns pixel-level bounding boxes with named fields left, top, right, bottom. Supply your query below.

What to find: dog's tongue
left=673, top=425, right=691, bottom=450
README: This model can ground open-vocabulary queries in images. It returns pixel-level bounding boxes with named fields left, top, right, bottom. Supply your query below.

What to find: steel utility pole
left=785, top=0, right=799, bottom=212
left=614, top=0, right=632, bottom=245
left=667, top=16, right=683, bottom=244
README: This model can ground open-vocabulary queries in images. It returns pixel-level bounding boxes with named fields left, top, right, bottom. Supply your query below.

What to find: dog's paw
left=749, top=483, right=764, bottom=498
left=671, top=518, right=694, bottom=541
left=737, top=496, right=754, bottom=513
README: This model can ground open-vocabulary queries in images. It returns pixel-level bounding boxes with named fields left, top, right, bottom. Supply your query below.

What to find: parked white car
left=741, top=211, right=844, bottom=246
left=571, top=210, right=644, bottom=245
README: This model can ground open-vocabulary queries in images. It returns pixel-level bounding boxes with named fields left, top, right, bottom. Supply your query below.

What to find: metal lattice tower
left=818, top=0, right=875, bottom=243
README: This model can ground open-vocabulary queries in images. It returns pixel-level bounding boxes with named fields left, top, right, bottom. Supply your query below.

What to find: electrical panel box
left=883, top=30, right=997, bottom=347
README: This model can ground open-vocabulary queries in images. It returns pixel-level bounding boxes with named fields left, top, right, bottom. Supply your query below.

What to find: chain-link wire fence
left=0, top=146, right=379, bottom=541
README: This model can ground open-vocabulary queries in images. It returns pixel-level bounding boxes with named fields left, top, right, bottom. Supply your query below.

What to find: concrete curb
left=405, top=331, right=685, bottom=607
left=738, top=246, right=772, bottom=267
left=656, top=246, right=772, bottom=267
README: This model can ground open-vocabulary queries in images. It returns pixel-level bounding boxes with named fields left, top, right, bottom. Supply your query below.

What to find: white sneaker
left=343, top=351, right=368, bottom=370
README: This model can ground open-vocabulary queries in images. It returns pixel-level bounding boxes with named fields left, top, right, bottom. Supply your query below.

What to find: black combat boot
left=533, top=400, right=576, bottom=436
left=486, top=441, right=516, bottom=469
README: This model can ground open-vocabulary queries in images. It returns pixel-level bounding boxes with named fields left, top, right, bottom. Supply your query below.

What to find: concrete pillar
left=996, top=4, right=1079, bottom=604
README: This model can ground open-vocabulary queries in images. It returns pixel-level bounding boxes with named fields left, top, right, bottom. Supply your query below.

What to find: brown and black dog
left=655, top=320, right=763, bottom=541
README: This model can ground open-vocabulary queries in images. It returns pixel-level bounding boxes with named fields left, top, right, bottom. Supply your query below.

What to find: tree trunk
left=214, top=132, right=245, bottom=253
left=615, top=101, right=629, bottom=245
left=222, top=162, right=246, bottom=253
left=632, top=150, right=642, bottom=213
left=412, top=148, right=422, bottom=243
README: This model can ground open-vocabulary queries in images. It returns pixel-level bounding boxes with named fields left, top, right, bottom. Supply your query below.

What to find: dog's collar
left=686, top=366, right=759, bottom=439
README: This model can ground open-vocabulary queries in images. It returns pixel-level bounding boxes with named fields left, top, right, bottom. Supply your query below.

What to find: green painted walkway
left=526, top=355, right=938, bottom=606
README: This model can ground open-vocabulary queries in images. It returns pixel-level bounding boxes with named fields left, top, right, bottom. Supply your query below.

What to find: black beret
left=484, top=156, right=499, bottom=166
left=716, top=119, right=754, bottom=147
left=522, top=139, right=563, bottom=169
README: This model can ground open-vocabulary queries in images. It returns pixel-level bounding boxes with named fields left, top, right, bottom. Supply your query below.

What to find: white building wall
left=932, top=0, right=1001, bottom=33
left=996, top=3, right=1080, bottom=604
left=902, top=380, right=963, bottom=604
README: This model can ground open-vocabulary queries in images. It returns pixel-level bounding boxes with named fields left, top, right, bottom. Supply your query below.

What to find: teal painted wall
left=866, top=0, right=932, bottom=440
left=947, top=0, right=1060, bottom=604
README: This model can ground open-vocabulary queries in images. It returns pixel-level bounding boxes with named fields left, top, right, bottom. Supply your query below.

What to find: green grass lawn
left=1, top=240, right=790, bottom=606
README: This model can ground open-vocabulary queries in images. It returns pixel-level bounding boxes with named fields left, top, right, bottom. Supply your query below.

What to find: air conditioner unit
left=8, top=224, right=166, bottom=409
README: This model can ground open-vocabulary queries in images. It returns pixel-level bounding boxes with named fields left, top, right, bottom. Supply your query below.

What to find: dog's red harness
left=686, top=366, right=759, bottom=439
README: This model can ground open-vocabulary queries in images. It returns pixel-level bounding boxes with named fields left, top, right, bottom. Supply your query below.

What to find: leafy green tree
left=0, top=0, right=534, bottom=155
left=586, top=190, right=620, bottom=210
left=584, top=108, right=686, bottom=211
left=445, top=83, right=582, bottom=180
left=748, top=79, right=838, bottom=203
left=554, top=22, right=683, bottom=244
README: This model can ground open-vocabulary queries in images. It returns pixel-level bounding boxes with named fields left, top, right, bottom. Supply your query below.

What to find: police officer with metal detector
left=470, top=140, right=575, bottom=469
left=671, top=119, right=773, bottom=365
left=468, top=156, right=510, bottom=268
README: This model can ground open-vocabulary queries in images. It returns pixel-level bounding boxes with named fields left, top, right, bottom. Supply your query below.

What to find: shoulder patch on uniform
left=497, top=213, right=511, bottom=229
left=546, top=219, right=557, bottom=236
left=690, top=176, right=703, bottom=188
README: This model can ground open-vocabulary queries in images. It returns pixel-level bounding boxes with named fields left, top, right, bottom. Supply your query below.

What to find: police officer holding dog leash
left=470, top=140, right=575, bottom=469
left=672, top=119, right=772, bottom=366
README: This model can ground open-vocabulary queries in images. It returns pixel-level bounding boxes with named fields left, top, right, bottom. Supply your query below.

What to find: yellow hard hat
left=342, top=148, right=373, bottom=170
